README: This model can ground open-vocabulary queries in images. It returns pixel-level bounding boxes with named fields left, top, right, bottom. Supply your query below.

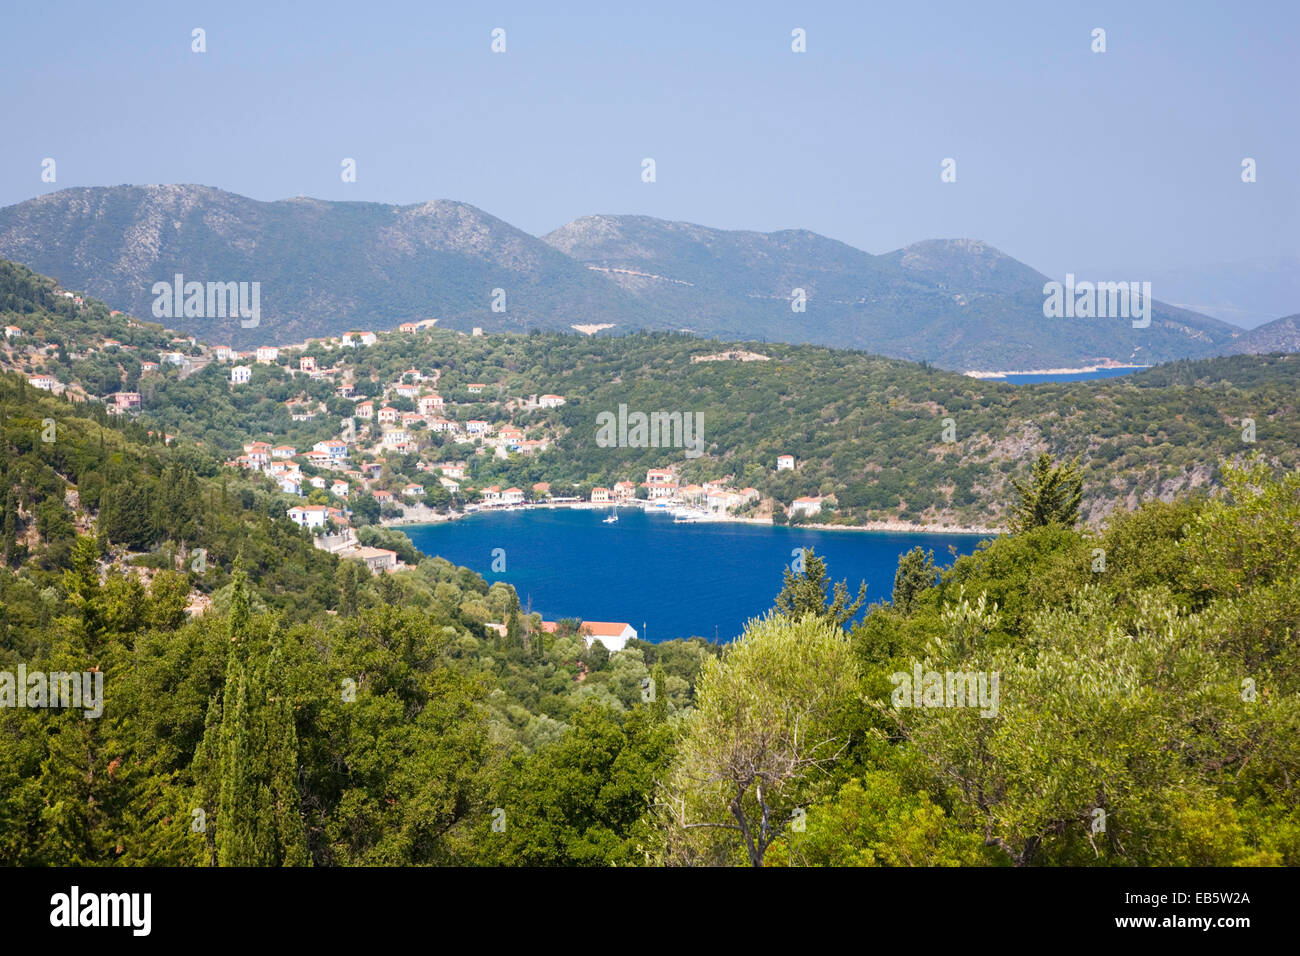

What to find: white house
left=538, top=394, right=566, bottom=408
left=418, top=394, right=444, bottom=416
left=28, top=374, right=56, bottom=391
left=256, top=346, right=279, bottom=364
left=313, top=439, right=348, bottom=461
left=5, top=325, right=23, bottom=339
left=790, top=495, right=823, bottom=518
left=580, top=621, right=637, bottom=653
left=777, top=454, right=795, bottom=471
left=272, top=445, right=297, bottom=459
left=231, top=365, right=252, bottom=384
left=403, top=483, right=425, bottom=498
left=287, top=505, right=332, bottom=529
left=465, top=420, right=490, bottom=435
left=331, top=479, right=350, bottom=498
left=645, top=482, right=676, bottom=500
left=502, top=487, right=524, bottom=505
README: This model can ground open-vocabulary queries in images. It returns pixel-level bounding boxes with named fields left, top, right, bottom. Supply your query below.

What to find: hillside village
left=3, top=287, right=823, bottom=580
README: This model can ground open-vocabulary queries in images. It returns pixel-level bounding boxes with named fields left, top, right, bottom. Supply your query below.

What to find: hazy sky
left=2, top=0, right=1296, bottom=279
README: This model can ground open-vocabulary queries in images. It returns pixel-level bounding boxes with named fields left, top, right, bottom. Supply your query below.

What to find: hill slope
left=1225, top=312, right=1300, bottom=354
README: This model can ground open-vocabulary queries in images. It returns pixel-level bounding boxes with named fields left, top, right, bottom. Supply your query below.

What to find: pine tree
left=1008, top=453, right=1084, bottom=533
left=773, top=547, right=866, bottom=629
left=891, top=546, right=936, bottom=614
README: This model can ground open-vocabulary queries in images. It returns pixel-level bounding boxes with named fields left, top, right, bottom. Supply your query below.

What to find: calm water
left=990, top=367, right=1145, bottom=384
left=401, top=508, right=988, bottom=644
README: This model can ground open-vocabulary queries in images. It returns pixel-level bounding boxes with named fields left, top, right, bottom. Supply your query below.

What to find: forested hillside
left=2, top=376, right=1296, bottom=865
left=138, top=327, right=1299, bottom=528
left=2, top=262, right=1297, bottom=868
left=0, top=373, right=715, bottom=864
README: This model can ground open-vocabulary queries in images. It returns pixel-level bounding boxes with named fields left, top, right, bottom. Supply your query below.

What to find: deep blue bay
left=987, top=367, right=1144, bottom=384
left=400, top=508, right=988, bottom=644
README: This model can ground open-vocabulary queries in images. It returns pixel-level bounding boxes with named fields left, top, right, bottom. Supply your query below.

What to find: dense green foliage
left=1, top=261, right=1297, bottom=867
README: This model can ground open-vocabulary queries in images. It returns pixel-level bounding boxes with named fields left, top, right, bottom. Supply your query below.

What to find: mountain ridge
left=0, top=185, right=1248, bottom=367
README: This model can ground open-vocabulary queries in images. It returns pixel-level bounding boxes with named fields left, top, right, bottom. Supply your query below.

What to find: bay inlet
left=400, top=508, right=989, bottom=644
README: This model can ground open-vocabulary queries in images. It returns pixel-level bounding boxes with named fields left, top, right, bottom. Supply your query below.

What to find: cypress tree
left=650, top=661, right=668, bottom=721
left=204, top=563, right=309, bottom=866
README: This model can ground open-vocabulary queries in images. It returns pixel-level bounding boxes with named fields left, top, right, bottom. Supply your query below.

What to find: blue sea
left=987, top=367, right=1145, bottom=384
left=400, top=508, right=989, bottom=644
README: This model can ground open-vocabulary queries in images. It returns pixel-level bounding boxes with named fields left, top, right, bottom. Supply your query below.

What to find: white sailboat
left=603, top=503, right=618, bottom=523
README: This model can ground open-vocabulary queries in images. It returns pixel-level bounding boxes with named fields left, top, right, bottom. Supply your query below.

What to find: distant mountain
left=1225, top=312, right=1300, bottom=354
left=1112, top=257, right=1300, bottom=329
left=545, top=215, right=1241, bottom=368
left=0, top=185, right=645, bottom=348
left=0, top=185, right=1244, bottom=367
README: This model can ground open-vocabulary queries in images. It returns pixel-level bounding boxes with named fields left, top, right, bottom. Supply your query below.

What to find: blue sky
left=1, top=0, right=1296, bottom=280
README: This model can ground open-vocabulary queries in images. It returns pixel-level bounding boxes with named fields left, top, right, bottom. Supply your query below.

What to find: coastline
left=383, top=501, right=1000, bottom=536
left=964, top=363, right=1150, bottom=379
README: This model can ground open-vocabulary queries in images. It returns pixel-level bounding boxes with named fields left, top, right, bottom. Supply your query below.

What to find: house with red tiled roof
left=790, top=495, right=823, bottom=518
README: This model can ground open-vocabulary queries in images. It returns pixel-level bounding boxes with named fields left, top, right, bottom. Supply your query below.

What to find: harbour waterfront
left=401, top=507, right=989, bottom=644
